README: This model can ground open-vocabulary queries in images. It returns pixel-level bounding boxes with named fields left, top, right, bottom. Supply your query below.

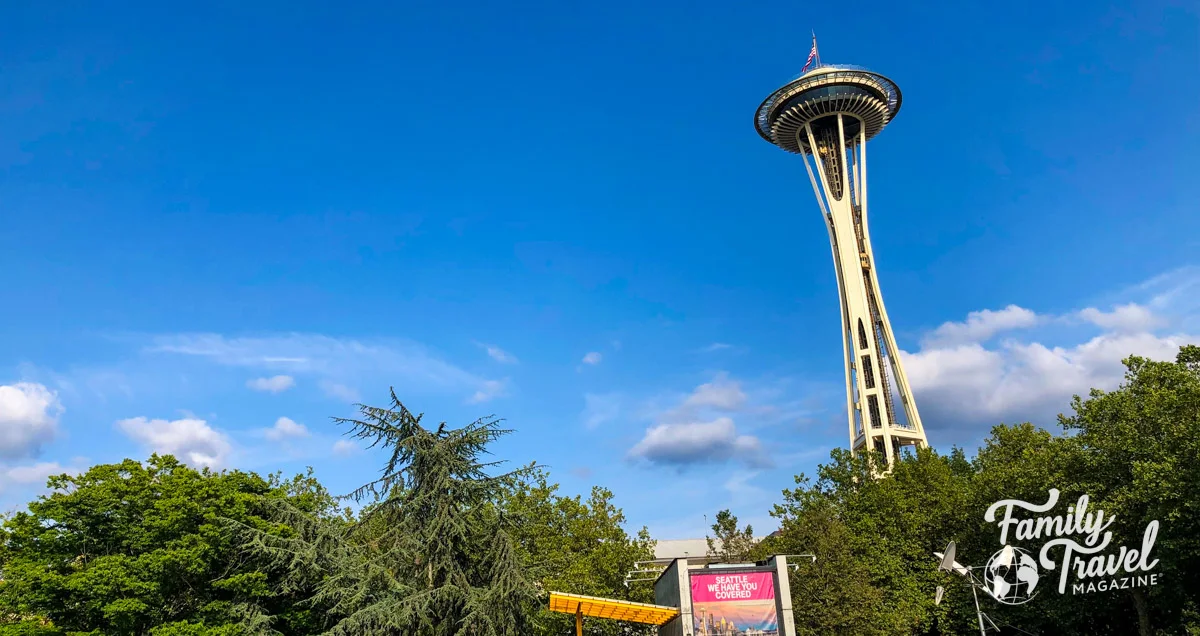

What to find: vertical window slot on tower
left=857, top=319, right=868, bottom=350
left=868, top=395, right=883, bottom=429
left=861, top=356, right=876, bottom=389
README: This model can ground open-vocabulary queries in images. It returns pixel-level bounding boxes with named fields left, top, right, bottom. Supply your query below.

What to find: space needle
left=754, top=39, right=929, bottom=466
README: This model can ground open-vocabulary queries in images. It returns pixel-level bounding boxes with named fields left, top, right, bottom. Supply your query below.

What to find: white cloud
left=700, top=343, right=733, bottom=353
left=906, top=332, right=1192, bottom=432
left=629, top=417, right=768, bottom=468
left=148, top=333, right=500, bottom=404
left=116, top=416, right=233, bottom=469
left=1078, top=303, right=1162, bottom=333
left=0, top=382, right=63, bottom=459
left=468, top=379, right=507, bottom=404
left=246, top=375, right=295, bottom=393
left=902, top=283, right=1199, bottom=441
left=582, top=393, right=621, bottom=429
left=627, top=373, right=771, bottom=468
left=921, top=304, right=1040, bottom=347
left=265, top=416, right=309, bottom=441
left=477, top=343, right=518, bottom=365
left=682, top=373, right=746, bottom=411
left=581, top=352, right=603, bottom=366
left=331, top=439, right=359, bottom=457
left=0, top=462, right=72, bottom=493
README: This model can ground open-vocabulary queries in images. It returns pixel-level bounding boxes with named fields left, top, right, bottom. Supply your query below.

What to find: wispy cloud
left=146, top=333, right=505, bottom=405
left=320, top=381, right=361, bottom=403
left=475, top=342, right=518, bottom=365
left=581, top=393, right=622, bottom=430
left=680, top=373, right=746, bottom=411
left=699, top=343, right=734, bottom=353
left=581, top=352, right=603, bottom=366
left=246, top=375, right=295, bottom=393
left=723, top=471, right=765, bottom=500
left=468, top=379, right=508, bottom=404
left=0, top=461, right=84, bottom=496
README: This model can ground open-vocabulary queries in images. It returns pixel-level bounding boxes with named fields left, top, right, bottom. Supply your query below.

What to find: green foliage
left=762, top=447, right=972, bottom=635
left=0, top=456, right=339, bottom=636
left=500, top=466, right=656, bottom=635
left=1055, top=345, right=1200, bottom=633
left=235, top=390, right=541, bottom=635
left=1, top=392, right=660, bottom=636
left=705, top=510, right=757, bottom=563
left=0, top=621, right=65, bottom=636
left=754, top=345, right=1200, bottom=636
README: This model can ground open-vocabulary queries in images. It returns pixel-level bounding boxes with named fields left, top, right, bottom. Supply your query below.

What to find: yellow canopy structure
left=548, top=591, right=679, bottom=635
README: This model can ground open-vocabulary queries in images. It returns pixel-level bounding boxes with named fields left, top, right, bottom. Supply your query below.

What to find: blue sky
left=2, top=0, right=1198, bottom=539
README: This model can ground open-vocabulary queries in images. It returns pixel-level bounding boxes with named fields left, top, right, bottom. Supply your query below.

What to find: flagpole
left=812, top=32, right=821, bottom=67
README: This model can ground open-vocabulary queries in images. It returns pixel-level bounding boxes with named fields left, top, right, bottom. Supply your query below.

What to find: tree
left=760, top=490, right=887, bottom=636
left=500, top=467, right=656, bottom=635
left=755, top=345, right=1200, bottom=636
left=705, top=510, right=757, bottom=563
left=236, top=391, right=539, bottom=635
left=0, top=455, right=339, bottom=636
left=764, top=447, right=974, bottom=635
left=1056, top=345, right=1200, bottom=635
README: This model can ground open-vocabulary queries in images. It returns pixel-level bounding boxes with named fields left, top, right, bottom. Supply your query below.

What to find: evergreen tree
left=235, top=390, right=538, bottom=635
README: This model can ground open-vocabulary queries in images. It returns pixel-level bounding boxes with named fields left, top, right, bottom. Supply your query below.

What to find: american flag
left=802, top=35, right=818, bottom=72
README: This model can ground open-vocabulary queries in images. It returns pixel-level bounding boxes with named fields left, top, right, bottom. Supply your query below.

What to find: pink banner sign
left=691, top=572, right=775, bottom=603
left=690, top=572, right=778, bottom=634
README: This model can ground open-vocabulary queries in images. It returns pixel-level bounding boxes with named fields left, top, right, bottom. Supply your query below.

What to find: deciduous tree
left=0, top=456, right=338, bottom=635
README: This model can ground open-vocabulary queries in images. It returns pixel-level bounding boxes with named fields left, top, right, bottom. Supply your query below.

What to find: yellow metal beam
left=548, top=591, right=679, bottom=626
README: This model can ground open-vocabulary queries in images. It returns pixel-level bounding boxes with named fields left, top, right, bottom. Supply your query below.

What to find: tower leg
left=801, top=115, right=928, bottom=467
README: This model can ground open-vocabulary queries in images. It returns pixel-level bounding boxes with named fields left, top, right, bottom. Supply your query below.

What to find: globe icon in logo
left=984, top=545, right=1040, bottom=605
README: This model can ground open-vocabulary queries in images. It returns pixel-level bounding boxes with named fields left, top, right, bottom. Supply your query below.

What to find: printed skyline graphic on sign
left=690, top=571, right=778, bottom=635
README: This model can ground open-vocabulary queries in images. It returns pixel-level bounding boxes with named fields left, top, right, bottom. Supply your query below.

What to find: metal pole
left=971, top=584, right=987, bottom=636
left=575, top=605, right=583, bottom=636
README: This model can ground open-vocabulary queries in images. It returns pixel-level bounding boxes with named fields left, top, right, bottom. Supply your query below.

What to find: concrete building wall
left=653, top=558, right=695, bottom=636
